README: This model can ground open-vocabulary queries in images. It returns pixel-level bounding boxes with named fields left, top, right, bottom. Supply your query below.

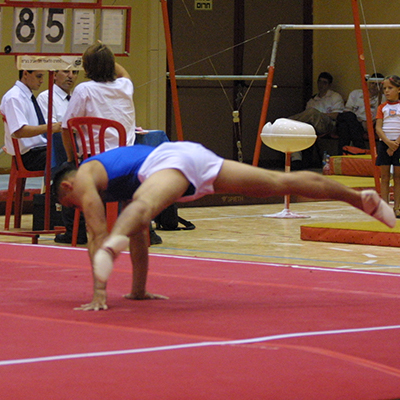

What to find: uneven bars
left=252, top=23, right=400, bottom=167
left=171, top=75, right=268, bottom=80
left=279, top=24, right=400, bottom=30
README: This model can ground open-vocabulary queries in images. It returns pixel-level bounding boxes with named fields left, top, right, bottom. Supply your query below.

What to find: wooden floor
left=1, top=199, right=400, bottom=275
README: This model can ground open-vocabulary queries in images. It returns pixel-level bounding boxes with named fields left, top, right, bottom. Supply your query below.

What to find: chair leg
left=4, top=167, right=18, bottom=230
left=71, top=208, right=81, bottom=247
left=14, top=177, right=26, bottom=228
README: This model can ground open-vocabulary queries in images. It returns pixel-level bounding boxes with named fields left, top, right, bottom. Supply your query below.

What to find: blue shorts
left=376, top=140, right=400, bottom=166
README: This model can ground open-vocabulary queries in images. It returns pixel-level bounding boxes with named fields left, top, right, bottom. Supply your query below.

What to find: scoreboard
left=0, top=0, right=131, bottom=56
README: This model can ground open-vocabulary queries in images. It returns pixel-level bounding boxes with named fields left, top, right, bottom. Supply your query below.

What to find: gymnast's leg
left=213, top=160, right=396, bottom=228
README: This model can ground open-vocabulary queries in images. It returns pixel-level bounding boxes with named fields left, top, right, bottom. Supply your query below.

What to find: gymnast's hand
left=74, top=289, right=108, bottom=311
left=124, top=292, right=169, bottom=300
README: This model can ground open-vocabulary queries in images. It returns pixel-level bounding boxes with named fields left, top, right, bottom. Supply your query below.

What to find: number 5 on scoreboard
left=42, top=8, right=66, bottom=53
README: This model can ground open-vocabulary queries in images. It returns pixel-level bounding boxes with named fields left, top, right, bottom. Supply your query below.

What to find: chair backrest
left=12, top=138, right=44, bottom=175
left=67, top=117, right=127, bottom=165
left=1, top=112, right=44, bottom=176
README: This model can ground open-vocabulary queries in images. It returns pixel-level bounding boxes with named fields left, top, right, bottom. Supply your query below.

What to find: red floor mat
left=0, top=243, right=400, bottom=399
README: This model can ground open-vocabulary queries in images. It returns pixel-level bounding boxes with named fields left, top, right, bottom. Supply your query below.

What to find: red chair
left=67, top=117, right=126, bottom=246
left=1, top=114, right=45, bottom=230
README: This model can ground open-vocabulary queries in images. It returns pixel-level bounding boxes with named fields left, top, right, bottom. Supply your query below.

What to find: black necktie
left=66, top=94, right=71, bottom=101
left=31, top=94, right=45, bottom=125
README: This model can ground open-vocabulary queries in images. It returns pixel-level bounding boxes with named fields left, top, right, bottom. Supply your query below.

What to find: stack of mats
left=326, top=154, right=375, bottom=177
left=323, top=153, right=377, bottom=191
left=301, top=221, right=400, bottom=247
left=301, top=153, right=397, bottom=247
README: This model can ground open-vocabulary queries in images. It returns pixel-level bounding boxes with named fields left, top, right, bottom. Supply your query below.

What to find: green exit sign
left=195, top=0, right=213, bottom=10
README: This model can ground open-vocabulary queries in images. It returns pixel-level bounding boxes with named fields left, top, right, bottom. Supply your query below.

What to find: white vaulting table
left=261, top=118, right=316, bottom=218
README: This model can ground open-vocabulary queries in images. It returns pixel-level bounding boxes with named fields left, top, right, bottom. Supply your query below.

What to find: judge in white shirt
left=38, top=70, right=79, bottom=173
left=0, top=70, right=61, bottom=171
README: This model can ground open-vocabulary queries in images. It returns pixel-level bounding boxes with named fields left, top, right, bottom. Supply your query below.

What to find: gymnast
left=53, top=141, right=396, bottom=311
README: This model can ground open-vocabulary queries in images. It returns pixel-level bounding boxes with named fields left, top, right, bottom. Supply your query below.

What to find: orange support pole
left=252, top=65, right=275, bottom=166
left=160, top=0, right=184, bottom=141
left=252, top=25, right=282, bottom=166
left=351, top=0, right=381, bottom=192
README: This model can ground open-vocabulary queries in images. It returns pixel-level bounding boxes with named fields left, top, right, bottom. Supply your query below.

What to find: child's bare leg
left=380, top=165, right=391, bottom=204
left=393, top=166, right=400, bottom=213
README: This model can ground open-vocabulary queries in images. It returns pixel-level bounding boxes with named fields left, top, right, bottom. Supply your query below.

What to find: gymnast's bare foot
left=361, top=190, right=396, bottom=228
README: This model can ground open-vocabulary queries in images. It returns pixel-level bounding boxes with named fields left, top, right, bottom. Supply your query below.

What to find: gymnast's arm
left=74, top=165, right=110, bottom=310
left=123, top=227, right=168, bottom=301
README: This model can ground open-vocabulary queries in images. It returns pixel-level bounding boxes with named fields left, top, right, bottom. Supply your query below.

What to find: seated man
left=289, top=72, right=344, bottom=169
left=38, top=69, right=79, bottom=174
left=53, top=141, right=395, bottom=311
left=336, top=73, right=384, bottom=154
left=0, top=70, right=61, bottom=171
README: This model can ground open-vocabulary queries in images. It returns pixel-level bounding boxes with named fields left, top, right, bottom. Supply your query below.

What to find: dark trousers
left=61, top=205, right=87, bottom=241
left=20, top=146, right=87, bottom=239
left=21, top=146, right=47, bottom=171
left=336, top=112, right=366, bottom=154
